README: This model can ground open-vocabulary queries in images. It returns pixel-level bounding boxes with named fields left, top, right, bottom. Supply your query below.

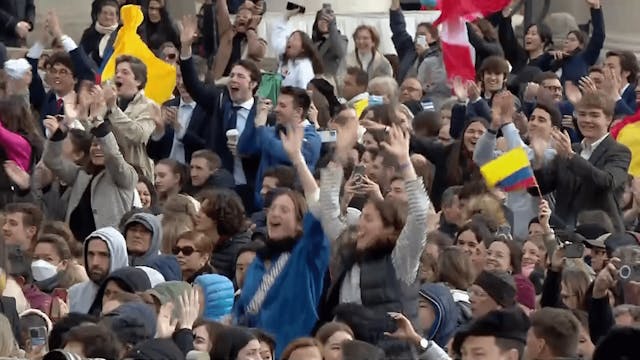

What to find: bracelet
left=487, top=128, right=498, bottom=135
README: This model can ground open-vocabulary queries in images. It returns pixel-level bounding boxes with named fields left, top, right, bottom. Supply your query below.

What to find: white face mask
left=31, top=260, right=58, bottom=282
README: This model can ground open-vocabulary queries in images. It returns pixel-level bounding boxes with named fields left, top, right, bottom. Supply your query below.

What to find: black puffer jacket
left=211, top=231, right=251, bottom=280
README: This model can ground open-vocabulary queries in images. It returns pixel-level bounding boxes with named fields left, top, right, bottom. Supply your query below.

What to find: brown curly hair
left=199, top=189, right=247, bottom=238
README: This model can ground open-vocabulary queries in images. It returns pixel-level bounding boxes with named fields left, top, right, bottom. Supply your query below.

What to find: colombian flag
left=611, top=111, right=640, bottom=177
left=99, top=5, right=176, bottom=104
left=480, top=147, right=537, bottom=192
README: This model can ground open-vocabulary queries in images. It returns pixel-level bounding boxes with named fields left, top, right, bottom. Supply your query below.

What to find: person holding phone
left=311, top=4, right=348, bottom=81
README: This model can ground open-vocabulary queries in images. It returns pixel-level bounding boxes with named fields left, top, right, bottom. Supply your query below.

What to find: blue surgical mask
left=368, top=95, right=384, bottom=106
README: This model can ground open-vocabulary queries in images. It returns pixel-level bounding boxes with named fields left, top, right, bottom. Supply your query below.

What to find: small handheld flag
left=480, top=147, right=537, bottom=192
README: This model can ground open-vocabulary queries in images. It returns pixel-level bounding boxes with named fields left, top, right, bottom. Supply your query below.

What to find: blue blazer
left=146, top=98, right=211, bottom=163
left=179, top=57, right=260, bottom=191
left=620, top=84, right=637, bottom=115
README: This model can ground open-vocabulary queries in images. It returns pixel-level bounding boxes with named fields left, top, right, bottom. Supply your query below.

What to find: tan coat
left=108, top=90, right=156, bottom=180
left=212, top=0, right=267, bottom=81
left=345, top=50, right=393, bottom=80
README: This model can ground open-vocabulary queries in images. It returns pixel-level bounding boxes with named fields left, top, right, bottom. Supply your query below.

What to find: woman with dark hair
left=81, top=0, right=120, bottom=66
left=311, top=8, right=347, bottom=79
left=173, top=230, right=215, bottom=283
left=192, top=318, right=225, bottom=355
left=455, top=217, right=493, bottom=276
left=195, top=189, right=250, bottom=280
left=550, top=0, right=605, bottom=84
left=492, top=5, right=554, bottom=74
left=411, top=117, right=488, bottom=209
left=345, top=25, right=393, bottom=81
left=140, top=0, right=180, bottom=50
left=136, top=175, right=159, bottom=212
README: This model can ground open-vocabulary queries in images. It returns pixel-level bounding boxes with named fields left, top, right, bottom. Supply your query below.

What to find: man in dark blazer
left=531, top=91, right=631, bottom=231
left=179, top=21, right=261, bottom=212
left=147, top=59, right=211, bottom=164
left=605, top=50, right=639, bottom=115
left=27, top=11, right=95, bottom=132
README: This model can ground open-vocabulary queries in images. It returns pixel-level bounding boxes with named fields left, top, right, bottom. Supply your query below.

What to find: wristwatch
left=417, top=337, right=431, bottom=353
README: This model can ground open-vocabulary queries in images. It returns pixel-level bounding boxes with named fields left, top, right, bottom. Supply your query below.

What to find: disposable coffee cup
left=226, top=129, right=239, bottom=143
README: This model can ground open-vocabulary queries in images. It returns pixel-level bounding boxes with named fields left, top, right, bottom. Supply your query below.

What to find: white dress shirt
left=169, top=99, right=196, bottom=164
left=580, top=133, right=609, bottom=160
left=233, top=97, right=255, bottom=185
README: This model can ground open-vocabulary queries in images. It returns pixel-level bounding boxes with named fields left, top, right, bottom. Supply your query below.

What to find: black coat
left=211, top=231, right=251, bottom=281
left=531, top=135, right=631, bottom=231
left=146, top=98, right=212, bottom=164
left=0, top=296, right=21, bottom=346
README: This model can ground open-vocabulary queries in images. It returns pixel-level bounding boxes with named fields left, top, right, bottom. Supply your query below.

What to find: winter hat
left=513, top=274, right=536, bottom=310
left=136, top=266, right=166, bottom=287
left=605, top=232, right=640, bottom=256
left=194, top=274, right=234, bottom=321
left=126, top=338, right=185, bottom=360
left=341, top=340, right=385, bottom=360
left=474, top=270, right=517, bottom=308
left=419, top=282, right=460, bottom=347
left=575, top=223, right=609, bottom=241
left=147, top=281, right=192, bottom=318
left=104, top=302, right=157, bottom=347
left=452, top=308, right=530, bottom=354
left=4, top=58, right=31, bottom=80
left=144, top=255, right=182, bottom=281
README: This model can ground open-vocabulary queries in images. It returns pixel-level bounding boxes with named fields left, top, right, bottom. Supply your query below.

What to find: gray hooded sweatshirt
left=124, top=212, right=162, bottom=266
left=68, top=227, right=128, bottom=313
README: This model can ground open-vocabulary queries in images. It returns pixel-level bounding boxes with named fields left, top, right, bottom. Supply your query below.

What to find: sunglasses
left=172, top=246, right=198, bottom=256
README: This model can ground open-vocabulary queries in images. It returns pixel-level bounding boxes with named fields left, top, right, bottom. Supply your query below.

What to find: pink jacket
left=0, top=120, right=32, bottom=171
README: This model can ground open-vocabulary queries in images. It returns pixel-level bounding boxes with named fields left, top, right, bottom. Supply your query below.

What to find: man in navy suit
left=147, top=56, right=211, bottom=165
left=179, top=20, right=261, bottom=212
left=605, top=50, right=639, bottom=115
left=27, top=11, right=95, bottom=132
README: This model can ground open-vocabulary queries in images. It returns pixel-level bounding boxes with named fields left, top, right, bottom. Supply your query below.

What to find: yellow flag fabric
left=617, top=122, right=640, bottom=177
left=101, top=5, right=176, bottom=104
left=480, top=147, right=531, bottom=187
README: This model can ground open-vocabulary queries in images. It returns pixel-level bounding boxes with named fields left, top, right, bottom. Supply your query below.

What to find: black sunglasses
left=172, top=246, right=198, bottom=256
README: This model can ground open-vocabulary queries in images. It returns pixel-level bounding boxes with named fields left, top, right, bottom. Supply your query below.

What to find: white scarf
left=95, top=22, right=119, bottom=57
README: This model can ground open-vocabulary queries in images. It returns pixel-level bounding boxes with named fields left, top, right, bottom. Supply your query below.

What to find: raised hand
left=452, top=77, right=468, bottom=102
left=491, top=91, right=514, bottom=129
left=538, top=199, right=551, bottom=230
left=579, top=76, right=598, bottom=94
left=43, top=116, right=61, bottom=137
left=586, top=0, right=601, bottom=9
left=523, top=82, right=540, bottom=102
left=380, top=124, right=410, bottom=162
left=180, top=15, right=198, bottom=46
left=467, top=81, right=481, bottom=102
left=280, top=124, right=305, bottom=163
left=359, top=176, right=384, bottom=202
left=255, top=98, right=272, bottom=127
left=177, top=287, right=200, bottom=330
left=385, top=312, right=422, bottom=346
left=308, top=102, right=319, bottom=128
left=565, top=81, right=582, bottom=105
left=46, top=11, right=63, bottom=39
left=551, top=128, right=573, bottom=158
left=155, top=302, right=177, bottom=338
left=15, top=21, right=30, bottom=39
left=3, top=161, right=30, bottom=190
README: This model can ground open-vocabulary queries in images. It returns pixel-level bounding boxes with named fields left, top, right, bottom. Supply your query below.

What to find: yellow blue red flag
left=99, top=5, right=176, bottom=104
left=480, top=147, right=537, bottom=192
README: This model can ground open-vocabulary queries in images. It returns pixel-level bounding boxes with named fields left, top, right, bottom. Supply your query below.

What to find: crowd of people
left=0, top=0, right=639, bottom=359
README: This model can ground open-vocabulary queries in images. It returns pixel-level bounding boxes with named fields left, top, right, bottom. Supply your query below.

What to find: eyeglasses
left=164, top=53, right=177, bottom=60
left=172, top=246, right=198, bottom=256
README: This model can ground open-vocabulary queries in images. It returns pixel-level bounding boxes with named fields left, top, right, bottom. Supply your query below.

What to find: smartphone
left=416, top=35, right=428, bottom=47
left=29, top=326, right=47, bottom=348
left=286, top=1, right=306, bottom=14
left=318, top=130, right=337, bottom=143
left=563, top=242, right=585, bottom=258
left=618, top=263, right=640, bottom=283
left=351, top=164, right=366, bottom=186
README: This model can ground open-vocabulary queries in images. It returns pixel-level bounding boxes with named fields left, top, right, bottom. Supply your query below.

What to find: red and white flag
left=435, top=0, right=511, bottom=82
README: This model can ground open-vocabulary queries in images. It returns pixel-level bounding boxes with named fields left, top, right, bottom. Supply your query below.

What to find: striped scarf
left=246, top=252, right=291, bottom=315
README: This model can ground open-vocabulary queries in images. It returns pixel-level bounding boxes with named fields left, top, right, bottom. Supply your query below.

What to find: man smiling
left=532, top=91, right=631, bottom=230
